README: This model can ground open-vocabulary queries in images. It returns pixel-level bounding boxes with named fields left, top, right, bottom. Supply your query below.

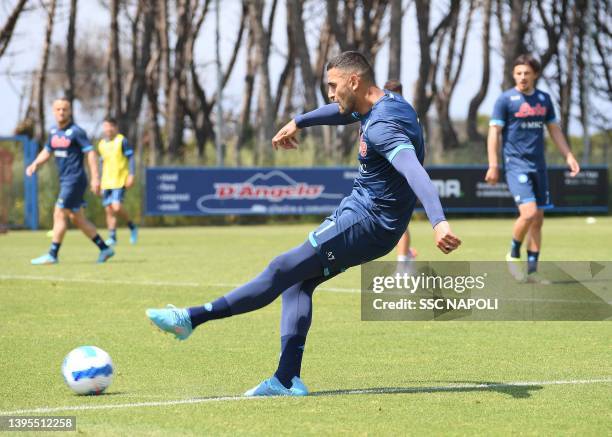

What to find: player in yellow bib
left=98, top=117, right=138, bottom=245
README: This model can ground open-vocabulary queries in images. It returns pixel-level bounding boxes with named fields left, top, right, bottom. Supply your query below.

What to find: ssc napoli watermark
left=361, top=261, right=612, bottom=321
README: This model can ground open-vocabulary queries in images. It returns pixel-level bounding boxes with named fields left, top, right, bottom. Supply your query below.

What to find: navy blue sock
left=527, top=250, right=539, bottom=274
left=127, top=221, right=136, bottom=231
left=109, top=229, right=117, bottom=241
left=49, top=242, right=61, bottom=258
left=511, top=239, right=522, bottom=258
left=92, top=234, right=108, bottom=250
left=188, top=242, right=321, bottom=330
left=188, top=297, right=231, bottom=328
left=275, top=335, right=306, bottom=388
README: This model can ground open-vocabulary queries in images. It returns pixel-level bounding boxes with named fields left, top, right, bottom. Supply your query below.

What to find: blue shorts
left=56, top=182, right=87, bottom=211
left=102, top=188, right=126, bottom=207
left=307, top=198, right=403, bottom=277
left=505, top=168, right=551, bottom=208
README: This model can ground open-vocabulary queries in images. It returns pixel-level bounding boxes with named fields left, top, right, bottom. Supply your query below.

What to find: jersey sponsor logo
left=520, top=121, right=544, bottom=129
left=510, top=95, right=521, bottom=101
left=359, top=133, right=368, bottom=157
left=51, top=135, right=71, bottom=149
left=54, top=150, right=68, bottom=158
left=514, top=102, right=547, bottom=118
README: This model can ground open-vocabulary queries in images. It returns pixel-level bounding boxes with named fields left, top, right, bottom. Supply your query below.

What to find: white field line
left=0, top=274, right=358, bottom=293
left=1, top=378, right=611, bottom=415
left=1, top=274, right=610, bottom=303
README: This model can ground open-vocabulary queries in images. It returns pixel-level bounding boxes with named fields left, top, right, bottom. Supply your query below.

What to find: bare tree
left=466, top=0, right=492, bottom=142
left=248, top=0, right=278, bottom=165
left=434, top=0, right=474, bottom=150
left=65, top=0, right=77, bottom=106
left=35, top=0, right=57, bottom=145
left=497, top=0, right=533, bottom=89
left=236, top=24, right=258, bottom=165
left=107, top=0, right=123, bottom=117
left=0, top=0, right=28, bottom=59
left=388, top=0, right=402, bottom=80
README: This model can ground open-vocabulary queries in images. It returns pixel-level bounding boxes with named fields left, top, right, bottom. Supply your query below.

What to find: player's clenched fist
left=485, top=166, right=499, bottom=185
left=433, top=221, right=461, bottom=254
left=272, top=119, right=300, bottom=150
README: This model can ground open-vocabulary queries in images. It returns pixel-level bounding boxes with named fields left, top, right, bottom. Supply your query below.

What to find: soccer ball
left=61, top=346, right=114, bottom=395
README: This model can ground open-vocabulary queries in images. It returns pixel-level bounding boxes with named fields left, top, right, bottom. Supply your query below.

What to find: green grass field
left=1, top=217, right=611, bottom=435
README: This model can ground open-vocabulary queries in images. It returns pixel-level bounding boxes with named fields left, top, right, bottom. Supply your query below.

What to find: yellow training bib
left=99, top=134, right=129, bottom=190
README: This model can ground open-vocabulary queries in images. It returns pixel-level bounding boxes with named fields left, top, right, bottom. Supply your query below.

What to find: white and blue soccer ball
left=61, top=346, right=114, bottom=395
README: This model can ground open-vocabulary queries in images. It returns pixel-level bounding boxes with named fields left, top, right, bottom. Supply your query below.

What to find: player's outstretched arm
left=25, top=148, right=51, bottom=176
left=485, top=125, right=502, bottom=185
left=86, top=150, right=101, bottom=195
left=390, top=148, right=461, bottom=254
left=272, top=103, right=358, bottom=151
left=547, top=123, right=580, bottom=177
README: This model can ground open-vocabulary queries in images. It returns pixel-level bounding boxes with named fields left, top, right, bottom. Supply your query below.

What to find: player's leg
left=111, top=192, right=138, bottom=244
left=68, top=208, right=114, bottom=263
left=146, top=241, right=324, bottom=340
left=396, top=229, right=417, bottom=261
left=526, top=209, right=544, bottom=273
left=245, top=275, right=331, bottom=396
left=104, top=204, right=117, bottom=246
left=31, top=206, right=68, bottom=264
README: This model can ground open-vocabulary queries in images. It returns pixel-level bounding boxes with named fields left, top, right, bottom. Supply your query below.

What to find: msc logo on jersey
left=514, top=102, right=547, bottom=118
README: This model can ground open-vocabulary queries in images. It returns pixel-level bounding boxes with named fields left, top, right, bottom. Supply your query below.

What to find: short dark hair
left=384, top=79, right=403, bottom=95
left=326, top=51, right=375, bottom=84
left=53, top=96, right=71, bottom=105
left=104, top=116, right=118, bottom=126
left=513, top=54, right=541, bottom=74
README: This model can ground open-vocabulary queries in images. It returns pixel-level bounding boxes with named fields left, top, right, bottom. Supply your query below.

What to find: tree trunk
left=37, top=0, right=57, bottom=145
left=0, top=0, right=28, bottom=59
left=236, top=25, right=257, bottom=166
left=501, top=0, right=532, bottom=89
left=108, top=0, right=123, bottom=117
left=66, top=0, right=77, bottom=106
left=388, top=0, right=402, bottom=80
left=467, top=0, right=492, bottom=142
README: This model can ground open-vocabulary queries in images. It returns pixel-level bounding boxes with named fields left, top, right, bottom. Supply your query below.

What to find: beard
left=337, top=92, right=356, bottom=114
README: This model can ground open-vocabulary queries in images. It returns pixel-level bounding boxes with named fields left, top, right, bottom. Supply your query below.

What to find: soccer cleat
left=105, top=238, right=117, bottom=247
left=524, top=272, right=551, bottom=285
left=130, top=226, right=138, bottom=245
left=146, top=304, right=193, bottom=340
left=505, top=252, right=525, bottom=281
left=97, top=247, right=115, bottom=263
left=31, top=253, right=58, bottom=265
left=244, top=376, right=309, bottom=397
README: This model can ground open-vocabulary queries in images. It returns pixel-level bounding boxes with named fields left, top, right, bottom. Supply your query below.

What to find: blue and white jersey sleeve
left=490, top=95, right=507, bottom=127
left=44, top=135, right=52, bottom=153
left=121, top=137, right=134, bottom=157
left=544, top=93, right=558, bottom=124
left=74, top=126, right=94, bottom=153
left=365, top=120, right=415, bottom=163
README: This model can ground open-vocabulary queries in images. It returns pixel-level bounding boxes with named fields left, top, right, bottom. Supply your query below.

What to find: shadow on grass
left=311, top=381, right=543, bottom=399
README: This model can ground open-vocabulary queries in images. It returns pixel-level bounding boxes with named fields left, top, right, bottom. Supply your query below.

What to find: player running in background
left=384, top=79, right=418, bottom=264
left=486, top=54, right=580, bottom=282
left=146, top=51, right=461, bottom=396
left=98, top=117, right=138, bottom=246
left=26, top=98, right=114, bottom=264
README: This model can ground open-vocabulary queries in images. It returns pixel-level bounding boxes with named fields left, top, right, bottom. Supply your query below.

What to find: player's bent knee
left=111, top=202, right=122, bottom=213
left=519, top=204, right=538, bottom=222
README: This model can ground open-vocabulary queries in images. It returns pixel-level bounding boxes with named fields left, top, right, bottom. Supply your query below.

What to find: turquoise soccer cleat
left=130, top=226, right=138, bottom=244
left=97, top=247, right=115, bottom=263
left=146, top=304, right=193, bottom=340
left=244, top=376, right=309, bottom=397
left=31, top=253, right=58, bottom=265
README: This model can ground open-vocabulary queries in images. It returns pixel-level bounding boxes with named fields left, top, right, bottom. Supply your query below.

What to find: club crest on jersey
left=514, top=102, right=547, bottom=118
left=51, top=135, right=71, bottom=149
left=359, top=134, right=368, bottom=157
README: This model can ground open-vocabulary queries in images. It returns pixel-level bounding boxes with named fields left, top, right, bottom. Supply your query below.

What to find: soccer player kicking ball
left=26, top=98, right=114, bottom=264
left=146, top=52, right=461, bottom=396
left=98, top=117, right=138, bottom=246
left=486, top=54, right=580, bottom=283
